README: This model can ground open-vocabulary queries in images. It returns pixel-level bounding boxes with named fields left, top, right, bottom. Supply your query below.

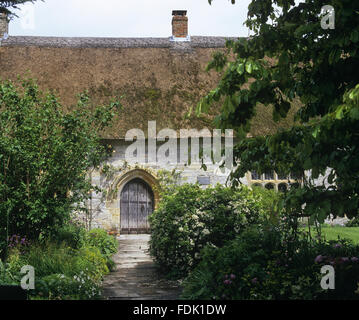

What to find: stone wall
left=85, top=138, right=241, bottom=231
left=0, top=13, right=8, bottom=38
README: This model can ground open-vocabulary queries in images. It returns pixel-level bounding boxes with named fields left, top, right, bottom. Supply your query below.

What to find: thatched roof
left=0, top=36, right=297, bottom=138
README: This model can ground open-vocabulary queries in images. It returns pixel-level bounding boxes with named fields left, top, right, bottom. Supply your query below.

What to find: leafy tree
left=0, top=0, right=40, bottom=16
left=199, top=0, right=359, bottom=225
left=0, top=78, right=121, bottom=251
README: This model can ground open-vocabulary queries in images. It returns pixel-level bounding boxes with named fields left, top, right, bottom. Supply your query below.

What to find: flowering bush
left=7, top=235, right=30, bottom=249
left=182, top=224, right=359, bottom=300
left=149, top=183, right=267, bottom=278
left=35, top=272, right=101, bottom=300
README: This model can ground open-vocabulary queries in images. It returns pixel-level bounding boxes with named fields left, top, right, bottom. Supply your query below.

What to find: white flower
left=178, top=227, right=184, bottom=232
left=203, top=228, right=210, bottom=235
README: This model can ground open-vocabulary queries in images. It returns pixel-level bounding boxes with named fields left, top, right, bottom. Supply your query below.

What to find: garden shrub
left=0, top=78, right=120, bottom=242
left=182, top=224, right=359, bottom=300
left=0, top=260, right=16, bottom=285
left=35, top=272, right=101, bottom=300
left=5, top=243, right=109, bottom=300
left=347, top=216, right=359, bottom=227
left=84, top=228, right=118, bottom=259
left=251, top=186, right=284, bottom=223
left=50, top=225, right=117, bottom=270
left=74, top=245, right=109, bottom=282
left=51, top=223, right=87, bottom=249
left=82, top=228, right=118, bottom=271
left=1, top=226, right=118, bottom=300
left=149, top=183, right=266, bottom=278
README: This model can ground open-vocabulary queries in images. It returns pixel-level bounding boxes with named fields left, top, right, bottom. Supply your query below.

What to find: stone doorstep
left=118, top=241, right=149, bottom=245
left=113, top=252, right=153, bottom=263
left=119, top=249, right=149, bottom=253
left=118, top=251, right=150, bottom=255
left=116, top=259, right=154, bottom=264
left=115, top=263, right=154, bottom=268
left=118, top=244, right=149, bottom=248
left=113, top=260, right=153, bottom=265
left=118, top=235, right=149, bottom=239
left=116, top=258, right=153, bottom=268
left=116, top=258, right=153, bottom=262
left=114, top=250, right=149, bottom=254
left=118, top=239, right=150, bottom=243
left=115, top=263, right=156, bottom=272
left=116, top=258, right=153, bottom=263
left=120, top=245, right=150, bottom=248
left=113, top=253, right=151, bottom=258
left=118, top=253, right=150, bottom=258
left=115, top=264, right=157, bottom=270
left=118, top=246, right=149, bottom=251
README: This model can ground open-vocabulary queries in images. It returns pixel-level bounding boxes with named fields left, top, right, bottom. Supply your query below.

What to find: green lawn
left=307, top=226, right=359, bottom=244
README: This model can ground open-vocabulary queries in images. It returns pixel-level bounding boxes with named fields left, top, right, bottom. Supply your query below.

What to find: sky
left=9, top=0, right=252, bottom=38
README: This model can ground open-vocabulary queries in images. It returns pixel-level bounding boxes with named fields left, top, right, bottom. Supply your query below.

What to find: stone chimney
left=171, top=10, right=190, bottom=41
left=0, top=12, right=9, bottom=39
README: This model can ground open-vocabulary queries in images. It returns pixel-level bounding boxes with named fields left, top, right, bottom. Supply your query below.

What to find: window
left=290, top=172, right=302, bottom=181
left=277, top=172, right=288, bottom=180
left=251, top=170, right=261, bottom=180
left=249, top=169, right=301, bottom=192
left=264, top=171, right=274, bottom=180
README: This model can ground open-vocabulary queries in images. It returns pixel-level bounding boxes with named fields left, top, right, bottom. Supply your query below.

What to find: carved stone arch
left=105, top=169, right=160, bottom=233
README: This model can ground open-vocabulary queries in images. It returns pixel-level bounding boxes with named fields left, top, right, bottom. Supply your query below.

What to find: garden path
left=102, top=234, right=182, bottom=300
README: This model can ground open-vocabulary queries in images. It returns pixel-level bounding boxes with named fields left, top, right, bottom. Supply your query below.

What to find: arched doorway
left=120, top=178, right=154, bottom=234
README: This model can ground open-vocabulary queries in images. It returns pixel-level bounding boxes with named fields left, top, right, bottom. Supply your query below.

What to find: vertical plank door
left=120, top=178, right=154, bottom=234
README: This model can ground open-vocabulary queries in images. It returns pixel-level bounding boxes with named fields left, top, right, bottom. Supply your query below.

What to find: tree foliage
left=0, top=78, right=121, bottom=246
left=200, top=0, right=359, bottom=223
left=0, top=0, right=40, bottom=16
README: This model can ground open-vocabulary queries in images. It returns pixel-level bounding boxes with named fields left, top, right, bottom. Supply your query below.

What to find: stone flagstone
left=102, top=234, right=182, bottom=300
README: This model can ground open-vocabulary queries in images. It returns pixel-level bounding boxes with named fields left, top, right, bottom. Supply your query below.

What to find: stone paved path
left=102, top=234, right=182, bottom=300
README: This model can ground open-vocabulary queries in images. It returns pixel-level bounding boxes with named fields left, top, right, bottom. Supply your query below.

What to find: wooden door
left=120, top=178, right=154, bottom=234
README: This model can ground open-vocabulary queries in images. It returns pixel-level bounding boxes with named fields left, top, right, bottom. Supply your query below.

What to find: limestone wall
left=85, top=138, right=241, bottom=231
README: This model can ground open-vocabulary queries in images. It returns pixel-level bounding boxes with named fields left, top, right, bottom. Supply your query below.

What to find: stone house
left=0, top=11, right=298, bottom=233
